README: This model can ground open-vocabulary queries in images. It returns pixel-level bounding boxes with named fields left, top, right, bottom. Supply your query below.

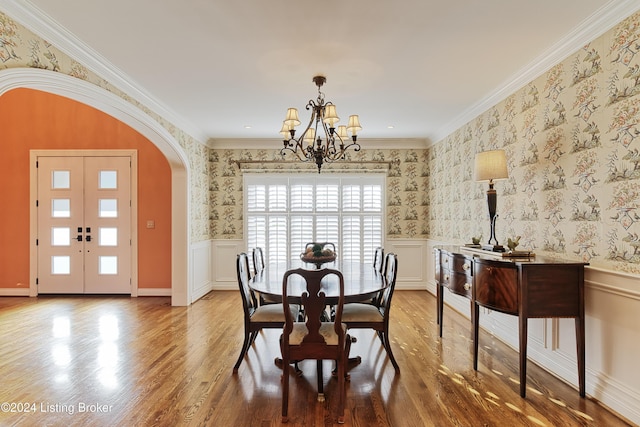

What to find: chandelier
left=280, top=75, right=362, bottom=173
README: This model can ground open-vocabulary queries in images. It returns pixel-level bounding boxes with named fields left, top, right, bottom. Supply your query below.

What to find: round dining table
left=249, top=259, right=387, bottom=374
left=249, top=260, right=387, bottom=304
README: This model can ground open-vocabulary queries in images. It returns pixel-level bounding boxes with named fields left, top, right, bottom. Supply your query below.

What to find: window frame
left=243, top=173, right=386, bottom=265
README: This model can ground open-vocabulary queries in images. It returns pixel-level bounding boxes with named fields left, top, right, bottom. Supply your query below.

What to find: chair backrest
left=281, top=268, right=345, bottom=346
left=379, top=253, right=398, bottom=317
left=237, top=253, right=258, bottom=315
left=373, top=247, right=385, bottom=273
left=253, top=247, right=265, bottom=275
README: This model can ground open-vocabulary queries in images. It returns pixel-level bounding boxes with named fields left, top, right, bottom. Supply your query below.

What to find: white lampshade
left=347, top=115, right=362, bottom=135
left=303, top=128, right=315, bottom=145
left=322, top=104, right=340, bottom=127
left=474, top=149, right=508, bottom=182
left=336, top=125, right=348, bottom=140
left=280, top=122, right=291, bottom=139
left=284, top=108, right=301, bottom=128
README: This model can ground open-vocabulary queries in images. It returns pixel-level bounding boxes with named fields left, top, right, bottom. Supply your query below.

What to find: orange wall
left=0, top=88, right=172, bottom=290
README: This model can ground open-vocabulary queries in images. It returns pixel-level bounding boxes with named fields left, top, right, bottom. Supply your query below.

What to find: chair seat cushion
left=289, top=322, right=347, bottom=345
left=342, top=303, right=384, bottom=322
left=252, top=304, right=298, bottom=322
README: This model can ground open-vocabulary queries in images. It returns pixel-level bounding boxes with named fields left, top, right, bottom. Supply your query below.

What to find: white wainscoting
left=426, top=238, right=640, bottom=425
left=190, top=240, right=214, bottom=302
left=384, top=239, right=429, bottom=290
left=209, top=239, right=431, bottom=292
left=211, top=239, right=245, bottom=291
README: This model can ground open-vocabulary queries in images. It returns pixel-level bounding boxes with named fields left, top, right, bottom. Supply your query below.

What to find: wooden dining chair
left=373, top=246, right=385, bottom=274
left=233, top=253, right=298, bottom=373
left=280, top=268, right=351, bottom=424
left=252, top=247, right=265, bottom=276
left=341, top=252, right=400, bottom=373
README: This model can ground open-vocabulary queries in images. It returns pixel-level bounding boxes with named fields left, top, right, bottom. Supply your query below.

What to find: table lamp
left=474, top=149, right=509, bottom=252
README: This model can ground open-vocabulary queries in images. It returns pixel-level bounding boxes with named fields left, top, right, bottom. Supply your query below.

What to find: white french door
left=36, top=155, right=132, bottom=294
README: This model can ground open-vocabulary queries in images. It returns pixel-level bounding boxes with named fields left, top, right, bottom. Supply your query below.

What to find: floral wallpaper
left=429, top=11, right=640, bottom=274
left=3, top=6, right=640, bottom=277
left=0, top=11, right=211, bottom=243
left=208, top=147, right=429, bottom=240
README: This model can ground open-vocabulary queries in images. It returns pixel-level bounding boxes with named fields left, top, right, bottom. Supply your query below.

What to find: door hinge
left=36, top=200, right=39, bottom=207
left=36, top=278, right=39, bottom=285
left=36, top=238, right=38, bottom=246
left=36, top=160, right=39, bottom=168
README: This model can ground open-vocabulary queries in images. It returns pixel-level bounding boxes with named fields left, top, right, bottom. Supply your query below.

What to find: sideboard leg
left=473, top=302, right=479, bottom=371
left=576, top=316, right=586, bottom=397
left=519, top=316, right=528, bottom=397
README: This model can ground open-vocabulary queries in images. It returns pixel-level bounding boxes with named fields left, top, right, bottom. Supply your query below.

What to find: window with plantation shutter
left=244, top=174, right=384, bottom=264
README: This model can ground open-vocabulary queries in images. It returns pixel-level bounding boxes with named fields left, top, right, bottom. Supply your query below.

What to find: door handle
left=86, top=235, right=91, bottom=242
left=76, top=235, right=83, bottom=242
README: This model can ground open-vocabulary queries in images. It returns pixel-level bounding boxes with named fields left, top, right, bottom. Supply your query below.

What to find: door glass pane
left=99, top=199, right=118, bottom=218
left=99, top=228, right=118, bottom=246
left=52, top=199, right=71, bottom=218
left=99, top=171, right=117, bottom=189
left=99, top=256, right=118, bottom=275
left=52, top=171, right=70, bottom=189
left=52, top=227, right=71, bottom=246
left=52, top=256, right=70, bottom=274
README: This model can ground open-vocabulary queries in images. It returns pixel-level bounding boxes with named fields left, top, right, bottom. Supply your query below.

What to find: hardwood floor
left=0, top=291, right=632, bottom=427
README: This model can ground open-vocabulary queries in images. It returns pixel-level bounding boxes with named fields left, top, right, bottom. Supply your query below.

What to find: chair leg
left=337, top=337, right=348, bottom=424
left=282, top=354, right=290, bottom=423
left=233, top=327, right=252, bottom=373
left=249, top=330, right=258, bottom=345
left=316, top=359, right=325, bottom=402
left=381, top=330, right=400, bottom=373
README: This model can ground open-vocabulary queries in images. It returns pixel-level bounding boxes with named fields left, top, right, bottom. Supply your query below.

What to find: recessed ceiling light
left=244, top=125, right=252, bottom=129
left=387, top=125, right=395, bottom=129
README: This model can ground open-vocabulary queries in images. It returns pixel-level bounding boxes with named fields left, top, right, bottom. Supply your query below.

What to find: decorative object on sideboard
left=506, top=235, right=521, bottom=251
left=280, top=75, right=362, bottom=173
left=474, top=149, right=509, bottom=252
left=465, top=235, right=482, bottom=248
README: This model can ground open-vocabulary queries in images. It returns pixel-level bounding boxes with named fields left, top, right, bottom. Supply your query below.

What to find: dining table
left=249, top=259, right=388, bottom=372
left=250, top=260, right=387, bottom=304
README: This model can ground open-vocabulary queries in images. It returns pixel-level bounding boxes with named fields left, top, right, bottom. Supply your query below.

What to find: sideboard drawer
left=449, top=271, right=472, bottom=298
left=474, top=258, right=518, bottom=315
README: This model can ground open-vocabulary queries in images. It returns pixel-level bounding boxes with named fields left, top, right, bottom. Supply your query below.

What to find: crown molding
left=0, top=0, right=209, bottom=144
left=207, top=138, right=430, bottom=150
left=430, top=0, right=640, bottom=145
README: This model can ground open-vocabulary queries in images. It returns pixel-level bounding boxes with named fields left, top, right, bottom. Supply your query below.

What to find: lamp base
left=482, top=244, right=506, bottom=252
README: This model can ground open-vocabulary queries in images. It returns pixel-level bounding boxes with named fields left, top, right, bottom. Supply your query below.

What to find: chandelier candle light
left=280, top=75, right=362, bottom=173
left=474, top=149, right=509, bottom=252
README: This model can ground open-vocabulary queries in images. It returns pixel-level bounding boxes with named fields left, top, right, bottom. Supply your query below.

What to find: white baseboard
left=137, top=288, right=172, bottom=297
left=0, top=288, right=30, bottom=296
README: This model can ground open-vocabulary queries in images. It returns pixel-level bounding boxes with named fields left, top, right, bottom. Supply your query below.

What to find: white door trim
left=30, top=150, right=138, bottom=296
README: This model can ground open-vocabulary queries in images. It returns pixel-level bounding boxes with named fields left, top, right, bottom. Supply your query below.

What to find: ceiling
left=4, top=0, right=639, bottom=146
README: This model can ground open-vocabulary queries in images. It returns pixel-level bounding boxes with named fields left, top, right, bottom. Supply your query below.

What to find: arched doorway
left=0, top=68, right=191, bottom=306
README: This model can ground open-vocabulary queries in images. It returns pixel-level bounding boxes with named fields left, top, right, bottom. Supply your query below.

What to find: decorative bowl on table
left=300, top=245, right=336, bottom=268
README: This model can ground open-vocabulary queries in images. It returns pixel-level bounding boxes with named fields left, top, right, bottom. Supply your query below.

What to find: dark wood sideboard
left=434, top=246, right=587, bottom=398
